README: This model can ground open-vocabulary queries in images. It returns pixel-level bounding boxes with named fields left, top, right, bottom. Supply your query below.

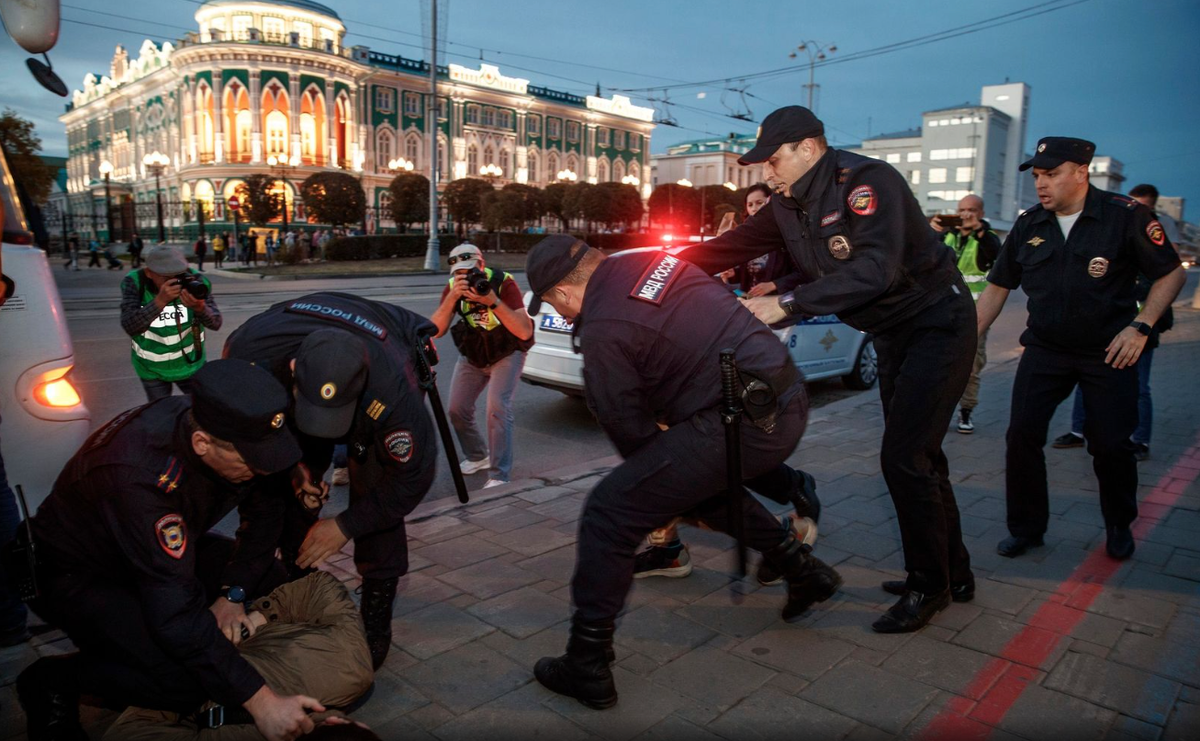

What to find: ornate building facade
left=59, top=0, right=655, bottom=239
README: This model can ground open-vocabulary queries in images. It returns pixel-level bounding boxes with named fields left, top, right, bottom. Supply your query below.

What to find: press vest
left=943, top=231, right=993, bottom=299
left=127, top=269, right=210, bottom=382
left=448, top=268, right=533, bottom=367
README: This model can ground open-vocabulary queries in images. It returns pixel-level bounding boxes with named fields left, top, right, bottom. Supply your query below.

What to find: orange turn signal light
left=34, top=378, right=82, bottom=408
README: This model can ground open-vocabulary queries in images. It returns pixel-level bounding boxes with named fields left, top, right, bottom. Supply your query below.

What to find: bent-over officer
left=526, top=235, right=842, bottom=710
left=223, top=292, right=438, bottom=669
left=672, top=105, right=978, bottom=633
left=14, top=360, right=322, bottom=741
left=976, top=137, right=1184, bottom=560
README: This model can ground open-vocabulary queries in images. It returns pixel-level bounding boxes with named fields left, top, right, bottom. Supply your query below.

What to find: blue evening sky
left=3, top=0, right=1198, bottom=208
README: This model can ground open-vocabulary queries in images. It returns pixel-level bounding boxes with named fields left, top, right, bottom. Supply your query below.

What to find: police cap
left=525, top=234, right=594, bottom=315
left=190, top=359, right=301, bottom=474
left=738, top=106, right=825, bottom=166
left=1019, top=137, right=1096, bottom=172
left=293, top=328, right=369, bottom=437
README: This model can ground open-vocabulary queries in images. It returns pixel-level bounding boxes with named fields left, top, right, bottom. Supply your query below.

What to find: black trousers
left=1005, top=344, right=1139, bottom=538
left=872, top=281, right=976, bottom=594
left=572, top=391, right=809, bottom=624
left=28, top=536, right=285, bottom=713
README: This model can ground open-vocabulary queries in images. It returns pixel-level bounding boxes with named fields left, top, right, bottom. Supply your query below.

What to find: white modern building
left=650, top=134, right=764, bottom=190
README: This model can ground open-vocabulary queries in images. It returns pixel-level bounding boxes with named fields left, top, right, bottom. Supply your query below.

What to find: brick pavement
left=3, top=304, right=1199, bottom=740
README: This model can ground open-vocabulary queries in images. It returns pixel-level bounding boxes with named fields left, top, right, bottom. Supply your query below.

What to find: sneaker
left=1052, top=432, right=1085, bottom=449
left=331, top=467, right=350, bottom=486
left=633, top=545, right=692, bottom=579
left=460, top=457, right=491, bottom=475
left=757, top=515, right=818, bottom=586
left=957, top=408, right=974, bottom=434
left=483, top=479, right=507, bottom=489
left=1133, top=443, right=1150, bottom=462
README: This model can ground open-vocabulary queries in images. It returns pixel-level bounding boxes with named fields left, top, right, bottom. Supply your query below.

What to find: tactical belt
left=737, top=361, right=800, bottom=433
left=193, top=704, right=255, bottom=729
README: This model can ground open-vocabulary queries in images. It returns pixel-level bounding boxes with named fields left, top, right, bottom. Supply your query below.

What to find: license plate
left=539, top=314, right=574, bottom=334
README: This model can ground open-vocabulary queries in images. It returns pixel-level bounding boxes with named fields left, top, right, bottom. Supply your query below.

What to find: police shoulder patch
left=384, top=430, right=414, bottom=463
left=155, top=514, right=188, bottom=559
left=847, top=185, right=877, bottom=216
left=1146, top=220, right=1166, bottom=246
left=629, top=253, right=684, bottom=305
left=1109, top=194, right=1138, bottom=210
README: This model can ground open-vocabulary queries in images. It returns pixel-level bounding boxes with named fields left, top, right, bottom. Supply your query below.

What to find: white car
left=521, top=247, right=877, bottom=396
left=0, top=149, right=91, bottom=512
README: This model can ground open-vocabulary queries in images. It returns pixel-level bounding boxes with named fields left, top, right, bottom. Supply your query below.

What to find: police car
left=0, top=149, right=91, bottom=511
left=521, top=246, right=877, bottom=396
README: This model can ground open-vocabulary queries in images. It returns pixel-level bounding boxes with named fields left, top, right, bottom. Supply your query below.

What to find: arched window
left=300, top=87, right=326, bottom=165
left=405, top=134, right=420, bottom=169
left=235, top=110, right=252, bottom=160
left=566, top=153, right=578, bottom=177
left=194, top=180, right=215, bottom=219
left=467, top=144, right=478, bottom=175
left=376, top=129, right=394, bottom=169
left=301, top=113, right=316, bottom=159
left=483, top=145, right=495, bottom=169
left=196, top=84, right=215, bottom=161
left=629, top=162, right=640, bottom=183
left=266, top=110, right=288, bottom=158
left=546, top=151, right=559, bottom=179
left=499, top=149, right=509, bottom=177
left=437, top=136, right=448, bottom=180
left=597, top=158, right=609, bottom=183
left=527, top=150, right=539, bottom=184
left=613, top=158, right=625, bottom=182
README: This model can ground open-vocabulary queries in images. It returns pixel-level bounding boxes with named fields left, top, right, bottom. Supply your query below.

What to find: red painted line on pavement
left=921, top=435, right=1200, bottom=741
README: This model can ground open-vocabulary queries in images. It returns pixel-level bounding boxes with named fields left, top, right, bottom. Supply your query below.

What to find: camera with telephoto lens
left=173, top=273, right=209, bottom=300
left=463, top=267, right=491, bottom=296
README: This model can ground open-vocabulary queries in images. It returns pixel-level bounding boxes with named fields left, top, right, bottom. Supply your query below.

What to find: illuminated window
left=527, top=115, right=541, bottom=136
left=300, top=113, right=316, bottom=159
left=907, top=152, right=921, bottom=163
left=376, top=129, right=393, bottom=168
left=929, top=168, right=947, bottom=184
left=294, top=21, right=313, bottom=47
left=266, top=110, right=288, bottom=157
left=886, top=153, right=901, bottom=164
left=956, top=166, right=974, bottom=183
left=405, top=135, right=420, bottom=166
left=629, top=162, right=640, bottom=182
left=208, top=17, right=226, bottom=42
left=467, top=144, right=478, bottom=174
left=194, top=180, right=215, bottom=218
left=483, top=145, right=495, bottom=167
left=597, top=158, right=608, bottom=182
left=910, top=169, right=921, bottom=185
left=262, top=17, right=285, bottom=40
left=614, top=130, right=626, bottom=150
left=528, top=151, right=539, bottom=182
left=613, top=158, right=625, bottom=182
left=546, top=118, right=560, bottom=139
left=566, top=121, right=580, bottom=142
left=546, top=151, right=559, bottom=176
left=598, top=128, right=611, bottom=147
left=232, top=15, right=251, bottom=40
left=319, top=27, right=336, bottom=49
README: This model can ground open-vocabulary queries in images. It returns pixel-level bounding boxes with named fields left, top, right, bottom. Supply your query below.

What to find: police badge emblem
left=385, top=430, right=414, bottom=463
left=1087, top=257, right=1109, bottom=278
left=155, top=514, right=188, bottom=559
left=828, top=235, right=852, bottom=260
left=1037, top=143, right=1047, bottom=153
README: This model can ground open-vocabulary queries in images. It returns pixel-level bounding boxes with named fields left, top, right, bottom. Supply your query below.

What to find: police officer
left=976, top=137, right=1185, bottom=560
left=673, top=105, right=978, bottom=633
left=526, top=235, right=842, bottom=710
left=223, top=292, right=439, bottom=669
left=15, top=360, right=322, bottom=741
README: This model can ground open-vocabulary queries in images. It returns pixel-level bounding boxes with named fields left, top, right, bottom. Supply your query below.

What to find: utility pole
left=423, top=0, right=441, bottom=271
left=789, top=41, right=837, bottom=111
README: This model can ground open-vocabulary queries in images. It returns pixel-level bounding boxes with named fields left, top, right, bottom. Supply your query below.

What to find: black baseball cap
left=525, top=235, right=594, bottom=315
left=190, top=359, right=301, bottom=474
left=738, top=106, right=825, bottom=166
left=293, top=328, right=369, bottom=437
left=1019, top=137, right=1096, bottom=172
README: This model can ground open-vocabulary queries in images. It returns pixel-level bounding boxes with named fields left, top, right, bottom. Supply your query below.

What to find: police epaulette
left=1108, top=194, right=1138, bottom=209
left=836, top=168, right=851, bottom=184
left=82, top=406, right=141, bottom=453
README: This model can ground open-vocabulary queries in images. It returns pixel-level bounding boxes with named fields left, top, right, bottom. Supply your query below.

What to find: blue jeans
left=0, top=426, right=29, bottom=639
left=447, top=351, right=526, bottom=482
left=141, top=377, right=194, bottom=403
left=1070, top=346, right=1154, bottom=444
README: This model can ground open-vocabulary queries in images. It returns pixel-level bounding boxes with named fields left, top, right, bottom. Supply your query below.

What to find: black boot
left=534, top=618, right=618, bottom=709
left=787, top=470, right=821, bottom=523
left=17, top=655, right=88, bottom=741
left=360, top=576, right=398, bottom=670
left=765, top=533, right=842, bottom=623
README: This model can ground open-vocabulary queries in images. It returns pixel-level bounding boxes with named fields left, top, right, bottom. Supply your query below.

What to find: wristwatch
left=1130, top=321, right=1152, bottom=336
left=223, top=585, right=246, bottom=604
left=777, top=292, right=805, bottom=317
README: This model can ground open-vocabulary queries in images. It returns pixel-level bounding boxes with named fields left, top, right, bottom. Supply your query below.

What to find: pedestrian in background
left=86, top=237, right=102, bottom=268
left=63, top=233, right=80, bottom=271
left=212, top=232, right=225, bottom=268
left=266, top=233, right=277, bottom=266
left=128, top=232, right=144, bottom=268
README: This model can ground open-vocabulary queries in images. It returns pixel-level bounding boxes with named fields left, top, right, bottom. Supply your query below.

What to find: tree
left=541, top=182, right=571, bottom=231
left=442, top=178, right=494, bottom=234
left=562, top=182, right=594, bottom=232
left=387, top=172, right=430, bottom=228
left=583, top=182, right=643, bottom=231
left=700, top=184, right=741, bottom=232
left=236, top=174, right=283, bottom=226
left=647, top=183, right=700, bottom=233
left=500, top=182, right=544, bottom=229
left=299, top=171, right=365, bottom=227
left=481, top=189, right=527, bottom=234
left=0, top=108, right=55, bottom=204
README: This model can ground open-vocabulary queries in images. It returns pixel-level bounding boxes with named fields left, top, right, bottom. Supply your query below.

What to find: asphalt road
left=55, top=263, right=1048, bottom=503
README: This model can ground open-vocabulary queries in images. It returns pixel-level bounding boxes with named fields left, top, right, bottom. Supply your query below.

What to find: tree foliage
left=582, top=182, right=643, bottom=230
left=388, top=172, right=430, bottom=226
left=299, top=171, right=365, bottom=226
left=647, top=183, right=701, bottom=232
left=700, top=184, right=742, bottom=232
left=0, top=108, right=54, bottom=204
left=481, top=189, right=528, bottom=233
left=500, top=183, right=545, bottom=228
left=541, top=182, right=571, bottom=231
left=442, top=178, right=494, bottom=230
left=236, top=174, right=283, bottom=226
left=562, top=182, right=594, bottom=227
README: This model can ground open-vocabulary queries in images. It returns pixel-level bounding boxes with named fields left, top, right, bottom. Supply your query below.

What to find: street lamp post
left=142, top=151, right=169, bottom=243
left=789, top=40, right=837, bottom=111
left=98, top=160, right=114, bottom=244
left=555, top=169, right=577, bottom=183
left=267, top=153, right=299, bottom=234
left=479, top=163, right=502, bottom=181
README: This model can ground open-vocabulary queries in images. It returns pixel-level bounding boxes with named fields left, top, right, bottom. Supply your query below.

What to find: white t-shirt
left=1056, top=210, right=1082, bottom=240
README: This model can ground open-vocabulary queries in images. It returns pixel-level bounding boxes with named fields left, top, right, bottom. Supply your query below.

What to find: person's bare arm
left=975, top=283, right=1010, bottom=337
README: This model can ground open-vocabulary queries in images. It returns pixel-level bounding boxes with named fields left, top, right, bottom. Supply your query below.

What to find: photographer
left=120, top=245, right=223, bottom=401
left=430, top=244, right=533, bottom=487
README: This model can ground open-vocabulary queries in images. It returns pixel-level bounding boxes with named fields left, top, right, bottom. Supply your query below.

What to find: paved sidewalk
left=4, top=305, right=1200, bottom=740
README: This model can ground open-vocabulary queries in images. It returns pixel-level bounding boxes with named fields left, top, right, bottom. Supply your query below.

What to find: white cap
left=448, top=243, right=482, bottom=270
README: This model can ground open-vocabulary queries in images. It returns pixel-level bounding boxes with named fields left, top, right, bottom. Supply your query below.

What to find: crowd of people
left=0, top=102, right=1188, bottom=739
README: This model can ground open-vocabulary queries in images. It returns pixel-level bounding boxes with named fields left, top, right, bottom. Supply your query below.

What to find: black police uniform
left=223, top=292, right=438, bottom=581
left=678, top=147, right=977, bottom=602
left=24, top=398, right=291, bottom=712
left=570, top=251, right=813, bottom=624
left=987, top=185, right=1181, bottom=540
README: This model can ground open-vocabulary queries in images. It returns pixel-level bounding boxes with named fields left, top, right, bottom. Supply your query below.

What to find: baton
left=413, top=330, right=470, bottom=504
left=720, top=349, right=747, bottom=578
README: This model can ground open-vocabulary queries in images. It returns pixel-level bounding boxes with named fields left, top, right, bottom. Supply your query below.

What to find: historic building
left=58, top=0, right=655, bottom=240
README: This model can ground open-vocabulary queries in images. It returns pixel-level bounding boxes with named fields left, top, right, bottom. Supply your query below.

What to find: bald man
left=931, top=195, right=1001, bottom=433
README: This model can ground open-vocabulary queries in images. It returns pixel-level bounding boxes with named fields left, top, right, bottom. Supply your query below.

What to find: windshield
left=0, top=148, right=33, bottom=245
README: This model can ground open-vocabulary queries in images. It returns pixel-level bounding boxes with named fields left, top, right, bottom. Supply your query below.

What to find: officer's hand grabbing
left=291, top=462, right=330, bottom=512
left=296, top=517, right=350, bottom=569
left=1105, top=326, right=1148, bottom=369
left=154, top=278, right=183, bottom=308
left=244, top=685, right=324, bottom=741
left=210, top=597, right=258, bottom=646
left=740, top=295, right=787, bottom=325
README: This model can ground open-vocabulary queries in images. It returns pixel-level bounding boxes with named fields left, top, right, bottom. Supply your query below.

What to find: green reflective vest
left=943, top=231, right=992, bottom=300
left=128, top=269, right=210, bottom=382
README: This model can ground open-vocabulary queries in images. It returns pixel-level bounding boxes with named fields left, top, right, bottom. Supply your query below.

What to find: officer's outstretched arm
left=975, top=283, right=1010, bottom=337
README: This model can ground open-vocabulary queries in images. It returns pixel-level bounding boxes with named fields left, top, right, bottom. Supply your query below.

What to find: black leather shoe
left=764, top=533, right=842, bottom=622
left=535, top=619, right=618, bottom=709
left=871, top=590, right=952, bottom=633
left=1106, top=526, right=1135, bottom=560
left=996, top=535, right=1044, bottom=558
left=881, top=578, right=975, bottom=603
left=17, top=656, right=88, bottom=741
left=360, top=576, right=399, bottom=670
left=787, top=470, right=821, bottom=523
